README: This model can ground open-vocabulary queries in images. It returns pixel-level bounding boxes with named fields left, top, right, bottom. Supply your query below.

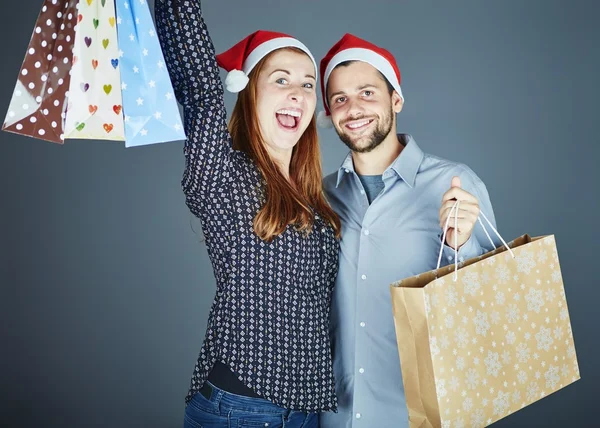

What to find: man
left=318, top=34, right=502, bottom=427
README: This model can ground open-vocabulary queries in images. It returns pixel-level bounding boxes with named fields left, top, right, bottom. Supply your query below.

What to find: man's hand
left=439, top=176, right=480, bottom=250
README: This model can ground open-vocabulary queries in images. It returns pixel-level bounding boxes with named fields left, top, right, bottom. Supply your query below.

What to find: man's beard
left=336, top=107, right=394, bottom=154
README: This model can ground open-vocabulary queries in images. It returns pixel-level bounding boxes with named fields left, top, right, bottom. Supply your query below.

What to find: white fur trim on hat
left=225, top=69, right=250, bottom=93
left=243, top=37, right=318, bottom=78
left=317, top=110, right=333, bottom=128
left=323, top=48, right=403, bottom=107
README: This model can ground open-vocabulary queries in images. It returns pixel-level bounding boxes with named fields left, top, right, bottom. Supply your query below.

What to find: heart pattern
left=22, top=0, right=188, bottom=145
left=64, top=0, right=125, bottom=139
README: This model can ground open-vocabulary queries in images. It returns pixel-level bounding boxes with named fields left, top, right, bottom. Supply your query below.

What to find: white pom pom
left=317, top=110, right=333, bottom=128
left=225, top=69, right=249, bottom=93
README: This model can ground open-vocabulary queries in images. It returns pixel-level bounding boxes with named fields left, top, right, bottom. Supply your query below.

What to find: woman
left=155, top=1, right=341, bottom=427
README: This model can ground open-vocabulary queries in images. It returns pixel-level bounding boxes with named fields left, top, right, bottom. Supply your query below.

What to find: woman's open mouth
left=276, top=108, right=302, bottom=132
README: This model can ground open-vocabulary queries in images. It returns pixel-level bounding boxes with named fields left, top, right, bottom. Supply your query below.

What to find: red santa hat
left=216, top=30, right=317, bottom=93
left=317, top=33, right=404, bottom=128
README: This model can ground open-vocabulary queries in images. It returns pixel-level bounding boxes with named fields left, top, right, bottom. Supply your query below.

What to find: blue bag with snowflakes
left=115, top=0, right=185, bottom=147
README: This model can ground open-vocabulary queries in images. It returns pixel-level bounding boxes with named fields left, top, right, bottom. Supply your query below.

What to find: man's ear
left=392, top=91, right=404, bottom=113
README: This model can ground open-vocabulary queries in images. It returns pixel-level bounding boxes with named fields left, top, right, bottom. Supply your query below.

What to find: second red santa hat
left=318, top=33, right=404, bottom=128
left=216, top=30, right=317, bottom=93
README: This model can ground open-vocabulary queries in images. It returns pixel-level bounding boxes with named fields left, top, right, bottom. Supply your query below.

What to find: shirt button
left=321, top=228, right=326, bottom=233
left=360, top=189, right=365, bottom=194
left=356, top=413, right=362, bottom=419
left=344, top=168, right=350, bottom=173
left=360, top=322, right=366, bottom=327
left=359, top=367, right=365, bottom=374
left=361, top=274, right=367, bottom=280
left=459, top=256, right=465, bottom=262
left=447, top=255, right=453, bottom=261
left=364, top=229, right=370, bottom=236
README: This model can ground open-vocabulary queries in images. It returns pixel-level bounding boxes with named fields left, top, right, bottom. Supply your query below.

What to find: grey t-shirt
left=357, top=174, right=385, bottom=204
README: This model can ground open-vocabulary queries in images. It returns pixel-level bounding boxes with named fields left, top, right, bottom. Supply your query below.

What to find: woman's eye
left=276, top=78, right=288, bottom=85
left=303, top=83, right=314, bottom=89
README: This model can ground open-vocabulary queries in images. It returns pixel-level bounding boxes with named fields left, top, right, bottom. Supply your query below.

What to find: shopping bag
left=3, top=0, right=185, bottom=147
left=2, top=0, right=79, bottom=143
left=390, top=204, right=580, bottom=427
left=115, top=0, right=185, bottom=147
left=63, top=0, right=125, bottom=140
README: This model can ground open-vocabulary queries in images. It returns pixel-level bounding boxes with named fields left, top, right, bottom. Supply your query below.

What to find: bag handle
left=436, top=199, right=515, bottom=281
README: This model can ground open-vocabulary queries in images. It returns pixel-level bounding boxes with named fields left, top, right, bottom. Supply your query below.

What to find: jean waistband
left=200, top=380, right=301, bottom=416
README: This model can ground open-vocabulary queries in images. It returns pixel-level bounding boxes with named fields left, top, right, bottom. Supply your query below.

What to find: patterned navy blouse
left=155, top=0, right=339, bottom=412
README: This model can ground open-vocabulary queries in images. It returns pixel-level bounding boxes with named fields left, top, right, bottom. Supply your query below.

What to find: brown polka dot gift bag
left=2, top=0, right=79, bottom=143
left=2, top=0, right=185, bottom=146
left=390, top=203, right=580, bottom=427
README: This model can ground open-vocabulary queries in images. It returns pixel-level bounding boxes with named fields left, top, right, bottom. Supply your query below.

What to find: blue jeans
left=184, top=381, right=319, bottom=428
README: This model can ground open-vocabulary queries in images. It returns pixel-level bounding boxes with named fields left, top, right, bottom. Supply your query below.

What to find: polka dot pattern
left=2, top=0, right=78, bottom=143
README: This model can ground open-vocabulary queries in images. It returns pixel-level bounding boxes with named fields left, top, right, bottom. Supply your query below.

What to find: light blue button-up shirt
left=320, top=135, right=502, bottom=428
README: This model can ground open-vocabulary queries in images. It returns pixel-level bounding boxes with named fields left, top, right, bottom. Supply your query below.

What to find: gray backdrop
left=1, top=0, right=598, bottom=426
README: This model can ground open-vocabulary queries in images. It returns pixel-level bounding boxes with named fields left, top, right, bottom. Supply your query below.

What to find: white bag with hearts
left=64, top=0, right=125, bottom=140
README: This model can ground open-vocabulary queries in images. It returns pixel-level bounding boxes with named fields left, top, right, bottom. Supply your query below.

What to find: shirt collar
left=335, top=134, right=425, bottom=188
left=335, top=152, right=355, bottom=187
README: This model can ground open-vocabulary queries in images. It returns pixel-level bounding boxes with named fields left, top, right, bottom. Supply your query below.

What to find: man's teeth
left=276, top=109, right=301, bottom=118
left=347, top=119, right=372, bottom=129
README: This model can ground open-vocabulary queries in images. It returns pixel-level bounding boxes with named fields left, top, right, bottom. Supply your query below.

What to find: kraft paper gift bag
left=115, top=0, right=185, bottom=147
left=63, top=0, right=125, bottom=140
left=390, top=202, right=580, bottom=427
left=2, top=0, right=79, bottom=143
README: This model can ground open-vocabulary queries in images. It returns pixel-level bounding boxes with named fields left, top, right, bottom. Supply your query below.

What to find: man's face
left=326, top=61, right=403, bottom=153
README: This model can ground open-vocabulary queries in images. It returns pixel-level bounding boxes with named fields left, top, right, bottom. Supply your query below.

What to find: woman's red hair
left=228, top=48, right=341, bottom=241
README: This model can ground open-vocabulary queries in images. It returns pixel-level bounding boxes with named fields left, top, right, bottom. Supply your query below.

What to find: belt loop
left=299, top=412, right=309, bottom=428
left=227, top=409, right=233, bottom=428
left=214, top=389, right=224, bottom=413
left=284, top=409, right=293, bottom=425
